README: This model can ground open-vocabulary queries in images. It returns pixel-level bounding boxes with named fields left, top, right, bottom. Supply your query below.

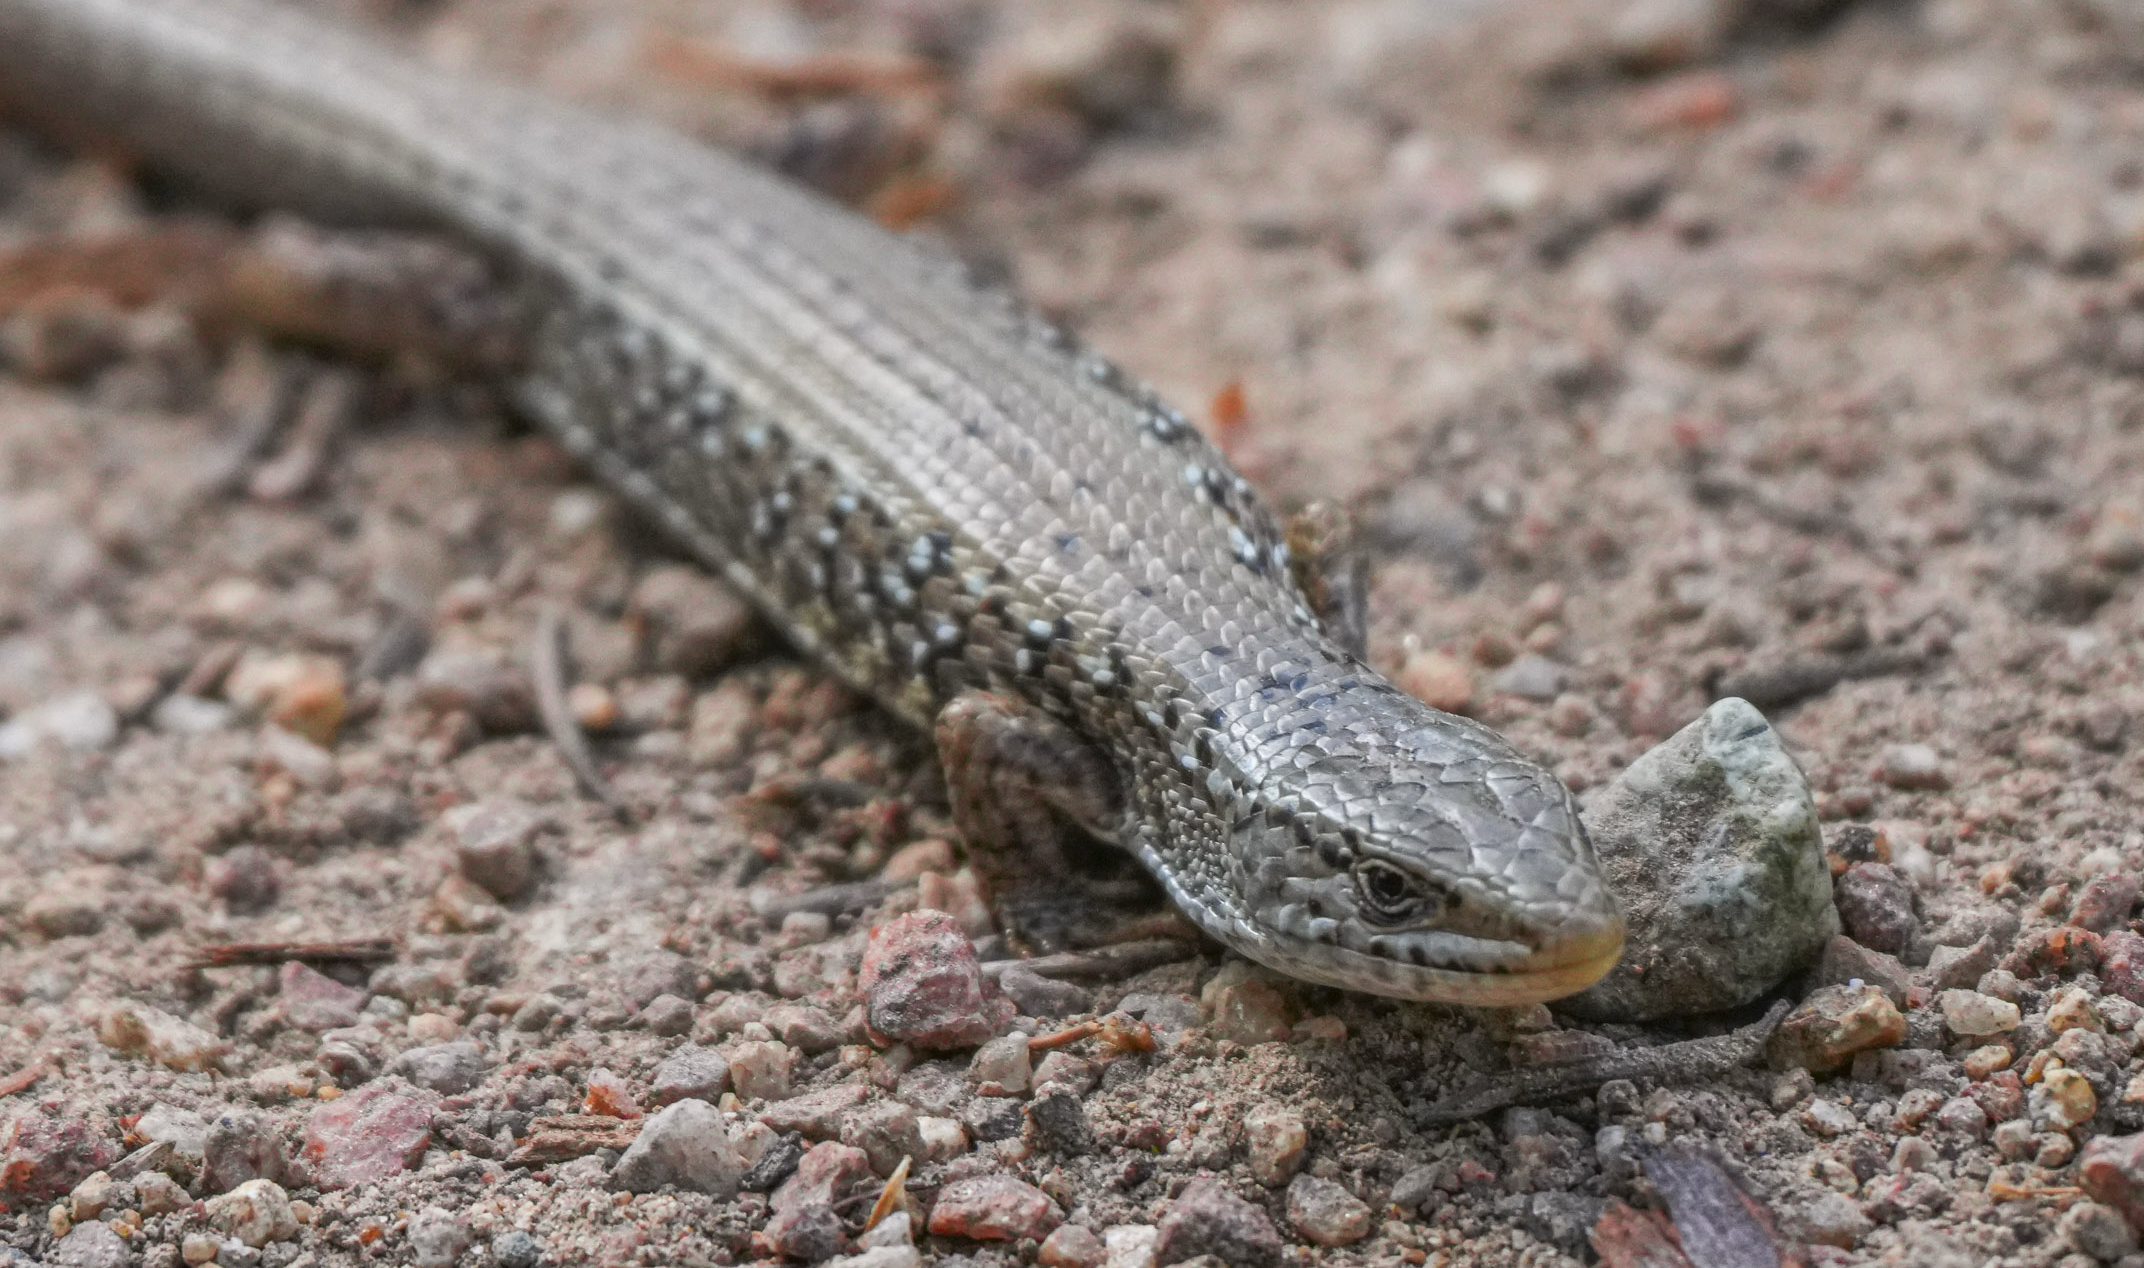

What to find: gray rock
left=1025, top=1089, right=1095, bottom=1157
left=839, top=1099, right=922, bottom=1177
left=1389, top=1164, right=1440, bottom=1214
left=610, top=1100, right=743, bottom=1196
left=0, top=691, right=119, bottom=758
left=1284, top=1175, right=1371, bottom=1247
left=453, top=799, right=542, bottom=902
left=1922, top=936, right=1999, bottom=992
left=1833, top=863, right=1915, bottom=955
left=638, top=993, right=694, bottom=1036
left=1113, top=993, right=1200, bottom=1041
left=651, top=1044, right=730, bottom=1105
left=1492, top=653, right=1566, bottom=701
left=491, top=1230, right=543, bottom=1268
left=391, top=1042, right=486, bottom=1095
left=48, top=1221, right=128, bottom=1268
left=1155, top=1178, right=1282, bottom=1268
left=134, top=1104, right=208, bottom=1161
left=997, top=966, right=1091, bottom=1019
left=408, top=1206, right=473, bottom=1268
left=825, top=1248, right=921, bottom=1268
left=1562, top=697, right=1837, bottom=1021
left=2064, top=1199, right=2139, bottom=1260
left=201, top=1109, right=285, bottom=1194
left=1520, top=1192, right=1602, bottom=1259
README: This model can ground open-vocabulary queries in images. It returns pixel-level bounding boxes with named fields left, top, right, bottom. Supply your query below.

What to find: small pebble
left=152, top=693, right=236, bottom=735
left=204, top=1178, right=299, bottom=1248
left=301, top=1083, right=435, bottom=1190
left=611, top=1100, right=743, bottom=1196
left=207, top=845, right=283, bottom=916
left=1242, top=1106, right=1306, bottom=1187
left=1025, top=1089, right=1096, bottom=1156
left=405, top=1011, right=456, bottom=1043
left=0, top=691, right=120, bottom=759
left=997, top=966, right=1092, bottom=1019
left=66, top=1171, right=110, bottom=1222
left=635, top=993, right=693, bottom=1036
left=224, top=652, right=346, bottom=746
left=2071, top=872, right=2140, bottom=932
left=1039, top=1224, right=1107, bottom=1268
left=1923, top=936, right=1999, bottom=992
left=970, top=1033, right=1032, bottom=1096
left=761, top=1084, right=870, bottom=1140
left=927, top=1174, right=1064, bottom=1242
left=97, top=1003, right=230, bottom=1073
left=859, top=911, right=1014, bottom=1050
left=725, top=1040, right=798, bottom=1102
left=2047, top=987, right=2106, bottom=1035
left=1396, top=649, right=1473, bottom=714
left=1833, top=863, right=1916, bottom=956
left=1800, top=1099, right=1857, bottom=1138
left=1491, top=653, right=1565, bottom=700
left=1031, top=1052, right=1098, bottom=1096
left=629, top=565, right=762, bottom=677
left=1792, top=1190, right=1871, bottom=1249
left=765, top=1004, right=846, bottom=1054
left=201, top=1108, right=286, bottom=1195
left=451, top=798, right=543, bottom=902
left=766, top=1143, right=872, bottom=1258
left=1962, top=1045, right=2013, bottom=1079
left=491, top=1229, right=542, bottom=1268
left=1810, top=935, right=1909, bottom=1007
left=135, top=1171, right=183, bottom=1215
left=278, top=962, right=366, bottom=1032
left=840, top=1099, right=923, bottom=1177
left=1284, top=1174, right=1371, bottom=1247
left=1938, top=989, right=2021, bottom=1037
left=392, top=1042, right=485, bottom=1095
left=583, top=1067, right=640, bottom=1119
left=2061, top=1199, right=2138, bottom=1261
left=1874, top=743, right=1949, bottom=790
left=1154, top=1178, right=1283, bottom=1268
left=1101, top=1225, right=1159, bottom=1268
left=1768, top=983, right=1907, bottom=1074
left=1201, top=962, right=1296, bottom=1044
left=46, top=1222, right=128, bottom=1268
left=2081, top=1133, right=2144, bottom=1233
left=652, top=1045, right=730, bottom=1105
left=407, top=1207, right=473, bottom=1268
left=917, top=1116, right=969, bottom=1161
left=2034, top=1067, right=2097, bottom=1131
left=1935, top=1097, right=1989, bottom=1140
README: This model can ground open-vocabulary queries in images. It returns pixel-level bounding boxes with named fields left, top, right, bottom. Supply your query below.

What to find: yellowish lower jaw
left=1247, top=927, right=1627, bottom=1006
left=1438, top=939, right=1626, bottom=1007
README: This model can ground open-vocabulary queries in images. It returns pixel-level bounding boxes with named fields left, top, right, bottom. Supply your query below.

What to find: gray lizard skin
left=0, top=0, right=1623, bottom=1003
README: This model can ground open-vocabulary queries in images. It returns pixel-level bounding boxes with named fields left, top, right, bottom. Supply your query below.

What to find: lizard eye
left=1353, top=861, right=1441, bottom=925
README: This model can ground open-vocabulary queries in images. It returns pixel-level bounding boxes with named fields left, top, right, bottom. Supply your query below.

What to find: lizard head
left=1196, top=681, right=1625, bottom=1005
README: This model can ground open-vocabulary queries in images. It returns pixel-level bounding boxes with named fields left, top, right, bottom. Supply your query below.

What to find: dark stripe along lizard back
left=0, top=0, right=1624, bottom=1002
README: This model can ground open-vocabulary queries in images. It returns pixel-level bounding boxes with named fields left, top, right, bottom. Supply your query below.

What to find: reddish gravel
left=5, top=0, right=2144, bottom=1265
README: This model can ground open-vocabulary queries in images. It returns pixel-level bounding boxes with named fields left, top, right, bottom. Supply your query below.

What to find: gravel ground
left=5, top=0, right=2144, bottom=1265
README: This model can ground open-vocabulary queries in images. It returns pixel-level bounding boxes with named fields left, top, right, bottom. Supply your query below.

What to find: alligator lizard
left=0, top=0, right=1624, bottom=1004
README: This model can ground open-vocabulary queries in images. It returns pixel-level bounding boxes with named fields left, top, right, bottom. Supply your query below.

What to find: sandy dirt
left=4, top=0, right=2144, bottom=1265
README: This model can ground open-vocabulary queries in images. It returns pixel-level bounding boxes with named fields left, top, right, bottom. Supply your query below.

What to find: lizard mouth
left=1249, top=901, right=1627, bottom=1005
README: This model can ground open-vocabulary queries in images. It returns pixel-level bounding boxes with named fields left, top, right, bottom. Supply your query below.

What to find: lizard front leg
left=934, top=690, right=1180, bottom=954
